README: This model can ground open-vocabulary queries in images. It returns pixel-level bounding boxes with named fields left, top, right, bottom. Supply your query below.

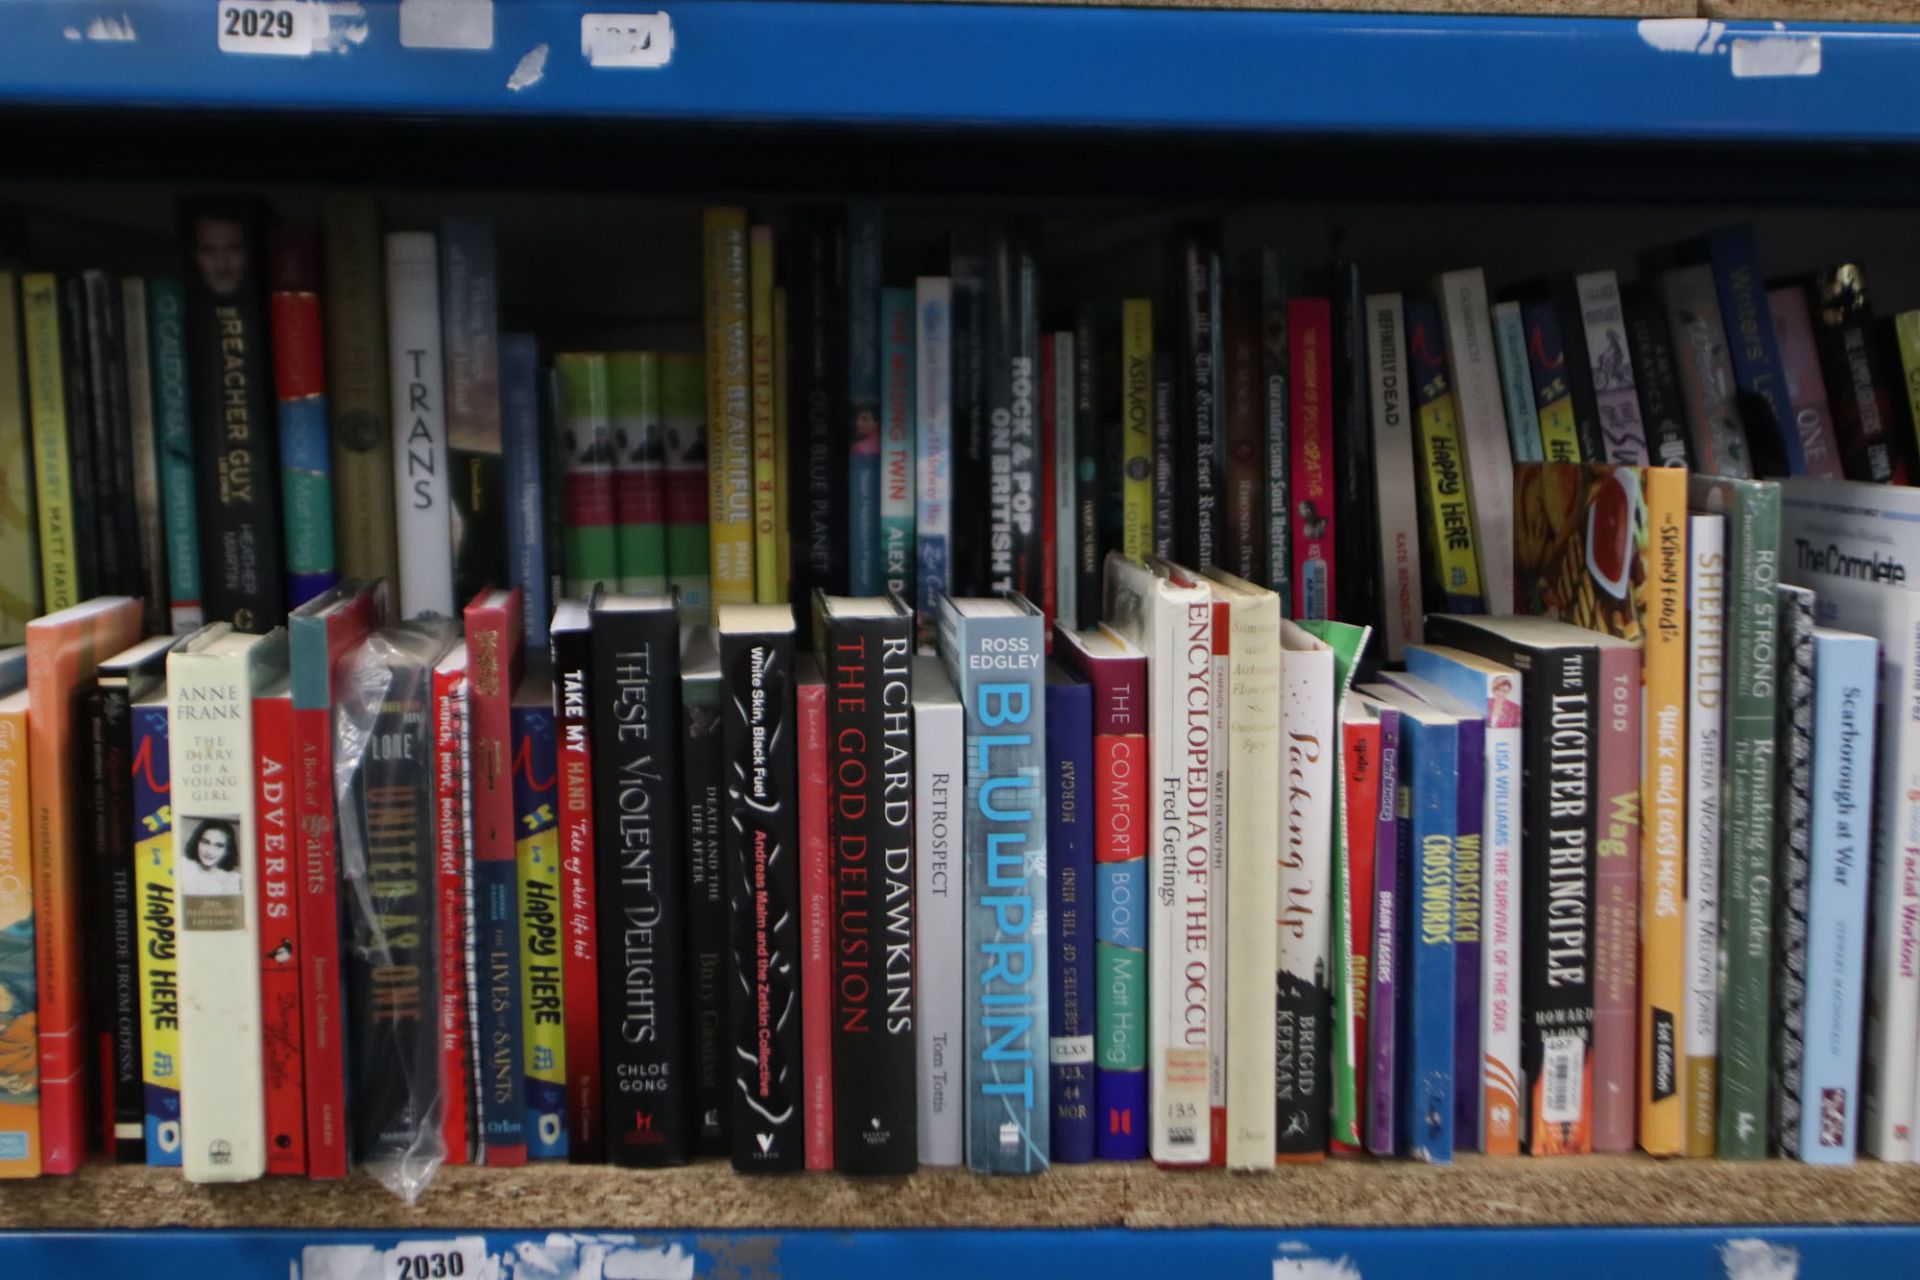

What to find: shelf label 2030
left=218, top=0, right=316, bottom=56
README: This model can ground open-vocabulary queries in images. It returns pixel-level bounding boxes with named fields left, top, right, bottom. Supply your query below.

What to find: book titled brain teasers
left=937, top=592, right=1049, bottom=1173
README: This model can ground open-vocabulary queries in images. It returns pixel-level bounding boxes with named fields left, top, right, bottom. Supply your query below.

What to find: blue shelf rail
left=2, top=1, right=1920, bottom=143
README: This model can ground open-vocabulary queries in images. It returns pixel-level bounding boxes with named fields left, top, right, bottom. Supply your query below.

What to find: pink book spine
left=1592, top=643, right=1643, bottom=1152
left=799, top=674, right=834, bottom=1170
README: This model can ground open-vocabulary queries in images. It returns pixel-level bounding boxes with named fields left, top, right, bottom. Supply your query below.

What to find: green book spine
left=555, top=353, right=617, bottom=598
left=609, top=352, right=667, bottom=594
left=662, top=354, right=710, bottom=624
left=320, top=195, right=400, bottom=592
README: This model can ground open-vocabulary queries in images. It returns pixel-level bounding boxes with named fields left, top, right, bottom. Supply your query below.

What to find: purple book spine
left=1592, top=643, right=1642, bottom=1153
left=1451, top=716, right=1486, bottom=1151
left=1366, top=706, right=1402, bottom=1155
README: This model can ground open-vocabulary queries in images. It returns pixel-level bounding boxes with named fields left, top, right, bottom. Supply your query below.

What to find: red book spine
left=1288, top=298, right=1336, bottom=620
left=798, top=673, right=833, bottom=1171
left=1040, top=334, right=1057, bottom=645
left=433, top=661, right=473, bottom=1165
left=554, top=660, right=601, bottom=1161
left=251, top=692, right=305, bottom=1174
left=1332, top=716, right=1382, bottom=1157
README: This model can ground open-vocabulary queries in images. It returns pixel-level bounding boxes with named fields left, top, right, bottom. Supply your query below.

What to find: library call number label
left=217, top=0, right=314, bottom=56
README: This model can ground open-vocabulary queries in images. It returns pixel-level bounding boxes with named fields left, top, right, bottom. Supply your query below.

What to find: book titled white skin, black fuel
left=718, top=603, right=805, bottom=1170
left=814, top=591, right=918, bottom=1174
left=588, top=592, right=689, bottom=1166
left=681, top=624, right=731, bottom=1154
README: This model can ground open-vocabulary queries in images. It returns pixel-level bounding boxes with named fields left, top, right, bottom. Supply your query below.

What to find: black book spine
left=181, top=199, right=286, bottom=632
left=83, top=272, right=139, bottom=598
left=1811, top=266, right=1901, bottom=484
left=949, top=235, right=989, bottom=597
left=793, top=212, right=849, bottom=620
left=985, top=233, right=1040, bottom=601
left=590, top=607, right=689, bottom=1165
left=1622, top=282, right=1693, bottom=469
left=1552, top=279, right=1607, bottom=464
left=1221, top=277, right=1262, bottom=584
left=98, top=684, right=144, bottom=1159
left=683, top=678, right=730, bottom=1155
left=1071, top=307, right=1101, bottom=626
left=1151, top=352, right=1176, bottom=562
left=720, top=624, right=803, bottom=1170
left=1332, top=260, right=1377, bottom=636
left=822, top=608, right=917, bottom=1174
left=1260, top=251, right=1290, bottom=603
left=59, top=276, right=100, bottom=600
left=1177, top=236, right=1222, bottom=570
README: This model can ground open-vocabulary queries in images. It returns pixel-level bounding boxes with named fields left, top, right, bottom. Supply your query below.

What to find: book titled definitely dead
left=937, top=591, right=1050, bottom=1173
left=815, top=592, right=918, bottom=1174
left=718, top=604, right=804, bottom=1170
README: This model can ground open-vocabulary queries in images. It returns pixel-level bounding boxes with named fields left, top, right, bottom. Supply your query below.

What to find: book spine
left=750, top=226, right=780, bottom=603
left=1401, top=716, right=1457, bottom=1163
left=1574, top=271, right=1650, bottom=465
left=1276, top=645, right=1332, bottom=1159
left=431, top=663, right=473, bottom=1165
left=608, top=352, right=667, bottom=594
left=1206, top=603, right=1229, bottom=1165
left=1662, top=265, right=1754, bottom=480
left=916, top=279, right=954, bottom=646
left=556, top=354, right=617, bottom=599
left=1437, top=270, right=1514, bottom=615
left=1222, top=285, right=1262, bottom=584
left=121, top=280, right=168, bottom=637
left=1405, top=297, right=1485, bottom=614
left=1366, top=710, right=1402, bottom=1155
left=682, top=674, right=728, bottom=1155
left=705, top=208, right=756, bottom=607
left=1084, top=658, right=1148, bottom=1161
left=550, top=630, right=601, bottom=1161
left=321, top=195, right=399, bottom=588
left=914, top=678, right=964, bottom=1165
left=1333, top=715, right=1382, bottom=1154
left=1492, top=301, right=1544, bottom=464
left=1640, top=470, right=1689, bottom=1156
left=1798, top=633, right=1875, bottom=1164
left=468, top=610, right=528, bottom=1167
left=1041, top=338, right=1058, bottom=631
left=1261, top=256, right=1291, bottom=602
left=798, top=673, right=834, bottom=1171
left=1768, top=287, right=1843, bottom=480
left=949, top=236, right=987, bottom=596
left=1771, top=588, right=1815, bottom=1159
left=386, top=233, right=454, bottom=620
left=512, top=699, right=566, bottom=1159
left=1449, top=719, right=1485, bottom=1153
left=85, top=687, right=143, bottom=1161
left=500, top=336, right=549, bottom=652
left=147, top=278, right=204, bottom=629
left=1046, top=676, right=1095, bottom=1164
left=0, top=694, right=33, bottom=1176
left=1622, top=282, right=1694, bottom=469
left=1288, top=299, right=1334, bottom=620
left=987, top=238, right=1041, bottom=600
left=794, top=213, right=848, bottom=613
left=882, top=288, right=918, bottom=607
left=1894, top=313, right=1920, bottom=475
left=846, top=207, right=883, bottom=598
left=267, top=233, right=340, bottom=608
left=1122, top=301, right=1154, bottom=564
left=660, top=355, right=710, bottom=624
left=1684, top=514, right=1725, bottom=1157
left=1367, top=294, right=1422, bottom=660
left=0, top=274, right=38, bottom=641
left=1811, top=267, right=1902, bottom=485
left=720, top=625, right=802, bottom=1169
left=592, top=609, right=688, bottom=1165
left=60, top=277, right=101, bottom=604
left=1071, top=309, right=1102, bottom=624
left=1592, top=644, right=1642, bottom=1154
left=1520, top=299, right=1586, bottom=464
left=773, top=288, right=792, bottom=609
left=1225, top=608, right=1280, bottom=1168
left=1482, top=692, right=1524, bottom=1156
left=1553, top=282, right=1607, bottom=466
left=1152, top=354, right=1177, bottom=563
left=1178, top=239, right=1222, bottom=571
left=131, top=702, right=182, bottom=1166
left=1706, top=226, right=1800, bottom=475
left=252, top=693, right=304, bottom=1174
left=82, top=271, right=138, bottom=601
left=1048, top=333, right=1073, bottom=633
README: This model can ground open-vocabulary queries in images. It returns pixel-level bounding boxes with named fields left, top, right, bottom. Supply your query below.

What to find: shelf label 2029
left=218, top=0, right=315, bottom=56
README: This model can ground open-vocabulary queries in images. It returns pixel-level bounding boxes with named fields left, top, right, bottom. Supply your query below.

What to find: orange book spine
left=1639, top=467, right=1688, bottom=1154
left=0, top=690, right=36, bottom=1176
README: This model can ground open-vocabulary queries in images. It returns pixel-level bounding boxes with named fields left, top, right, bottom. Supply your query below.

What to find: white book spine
left=1365, top=293, right=1423, bottom=662
left=1491, top=300, right=1543, bottom=465
left=1434, top=268, right=1514, bottom=614
left=1222, top=596, right=1280, bottom=1168
left=1053, top=331, right=1077, bottom=633
left=1574, top=270, right=1650, bottom=465
left=1277, top=621, right=1333, bottom=1152
left=1206, top=604, right=1229, bottom=1158
left=1481, top=686, right=1523, bottom=1153
left=170, top=636, right=275, bottom=1182
left=915, top=278, right=953, bottom=643
left=1684, top=513, right=1725, bottom=1148
left=386, top=231, right=455, bottom=620
left=914, top=675, right=965, bottom=1166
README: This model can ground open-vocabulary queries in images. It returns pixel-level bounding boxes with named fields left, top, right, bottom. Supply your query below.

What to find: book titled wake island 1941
left=937, top=591, right=1049, bottom=1173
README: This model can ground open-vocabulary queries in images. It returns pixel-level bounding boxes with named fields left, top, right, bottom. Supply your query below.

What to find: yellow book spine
left=773, top=287, right=791, bottom=606
left=749, top=226, right=779, bottom=604
left=1638, top=466, right=1687, bottom=1155
left=1537, top=391, right=1584, bottom=464
left=19, top=274, right=77, bottom=613
left=0, top=694, right=35, bottom=1177
left=0, top=275, right=37, bottom=643
left=1121, top=299, right=1153, bottom=561
left=704, top=208, right=755, bottom=606
left=132, top=706, right=181, bottom=1167
left=1416, top=389, right=1484, bottom=606
left=1896, top=312, right=1920, bottom=464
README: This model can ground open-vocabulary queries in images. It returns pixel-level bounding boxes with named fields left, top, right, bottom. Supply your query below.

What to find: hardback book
left=79, top=270, right=139, bottom=603
left=1518, top=297, right=1586, bottom=464
left=511, top=668, right=566, bottom=1160
left=1176, top=235, right=1224, bottom=574
left=25, top=595, right=143, bottom=1172
left=0, top=272, right=41, bottom=642
left=547, top=601, right=601, bottom=1161
left=182, top=200, right=286, bottom=631
left=120, top=278, right=170, bottom=636
left=1621, top=281, right=1694, bottom=469
left=1705, top=225, right=1801, bottom=476
left=936, top=592, right=1049, bottom=1173
left=881, top=288, right=918, bottom=610
left=266, top=227, right=340, bottom=607
left=846, top=206, right=883, bottom=598
left=1690, top=475, right=1782, bottom=1159
left=501, top=335, right=550, bottom=653
left=1684, top=512, right=1726, bottom=1158
left=797, top=659, right=834, bottom=1171
left=288, top=579, right=381, bottom=1178
left=717, top=603, right=803, bottom=1170
left=1103, top=554, right=1211, bottom=1166
left=1358, top=694, right=1402, bottom=1156
left=1770, top=584, right=1816, bottom=1159
left=985, top=234, right=1042, bottom=601
left=169, top=622, right=288, bottom=1181
left=336, top=622, right=453, bottom=1174
left=320, top=194, right=400, bottom=590
left=1573, top=270, right=1650, bottom=465
left=1660, top=264, right=1753, bottom=479
left=916, top=277, right=954, bottom=648
left=147, top=276, right=205, bottom=630
left=130, top=689, right=181, bottom=1166
left=1809, top=264, right=1903, bottom=485
left=608, top=352, right=667, bottom=594
left=1423, top=614, right=1598, bottom=1156
left=430, top=643, right=475, bottom=1164
left=1491, top=300, right=1544, bottom=464
left=1053, top=626, right=1149, bottom=1160
left=1222, top=283, right=1263, bottom=584
left=704, top=208, right=756, bottom=607
left=1793, top=627, right=1876, bottom=1163
left=251, top=676, right=305, bottom=1175
left=1405, top=295, right=1486, bottom=616
left=791, top=210, right=849, bottom=618
left=661, top=354, right=711, bottom=625
left=465, top=588, right=529, bottom=1166
left=912, top=656, right=964, bottom=1166
left=1289, top=297, right=1335, bottom=621
left=815, top=591, right=919, bottom=1175
left=679, top=626, right=729, bottom=1155
left=1331, top=692, right=1385, bottom=1155
left=1261, top=250, right=1290, bottom=602
left=590, top=593, right=689, bottom=1166
left=1434, top=267, right=1516, bottom=615
left=1401, top=646, right=1524, bottom=1156
left=386, top=231, right=454, bottom=620
left=555, top=354, right=617, bottom=600
left=1201, top=571, right=1281, bottom=1169
left=1121, top=300, right=1154, bottom=566
left=1768, top=285, right=1843, bottom=480
left=0, top=685, right=32, bottom=1176
left=1045, top=663, right=1095, bottom=1164
left=1331, top=262, right=1380, bottom=636
left=1276, top=620, right=1336, bottom=1159
left=750, top=226, right=781, bottom=603
left=1366, top=292, right=1424, bottom=660
left=1357, top=681, right=1460, bottom=1164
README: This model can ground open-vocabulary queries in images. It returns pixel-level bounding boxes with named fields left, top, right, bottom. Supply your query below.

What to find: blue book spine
left=1706, top=224, right=1803, bottom=475
left=279, top=394, right=339, bottom=606
left=847, top=205, right=884, bottom=596
left=915, top=282, right=952, bottom=644
left=130, top=700, right=182, bottom=1166
left=939, top=596, right=1049, bottom=1172
left=147, top=277, right=203, bottom=628
left=1399, top=713, right=1456, bottom=1163
left=881, top=287, right=917, bottom=605
left=511, top=696, right=566, bottom=1160
left=1045, top=670, right=1095, bottom=1163
left=1450, top=716, right=1484, bottom=1151
left=501, top=335, right=549, bottom=652
left=1799, top=631, right=1877, bottom=1163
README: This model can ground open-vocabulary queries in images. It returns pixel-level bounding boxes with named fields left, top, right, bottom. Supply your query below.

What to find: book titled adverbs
left=251, top=674, right=305, bottom=1175
left=937, top=592, right=1050, bottom=1174
left=679, top=625, right=729, bottom=1156
left=717, top=604, right=803, bottom=1170
left=912, top=657, right=964, bottom=1166
left=589, top=594, right=688, bottom=1166
left=1045, top=662, right=1095, bottom=1164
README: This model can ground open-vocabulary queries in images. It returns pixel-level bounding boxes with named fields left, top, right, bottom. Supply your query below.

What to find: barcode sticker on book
left=217, top=0, right=315, bottom=55
left=1541, top=1033, right=1583, bottom=1126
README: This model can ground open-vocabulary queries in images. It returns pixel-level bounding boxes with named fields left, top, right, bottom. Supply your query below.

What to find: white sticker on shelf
left=1730, top=36, right=1821, bottom=79
left=217, top=0, right=317, bottom=56
left=301, top=1236, right=495, bottom=1280
left=582, top=13, right=675, bottom=68
left=399, top=0, right=494, bottom=51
